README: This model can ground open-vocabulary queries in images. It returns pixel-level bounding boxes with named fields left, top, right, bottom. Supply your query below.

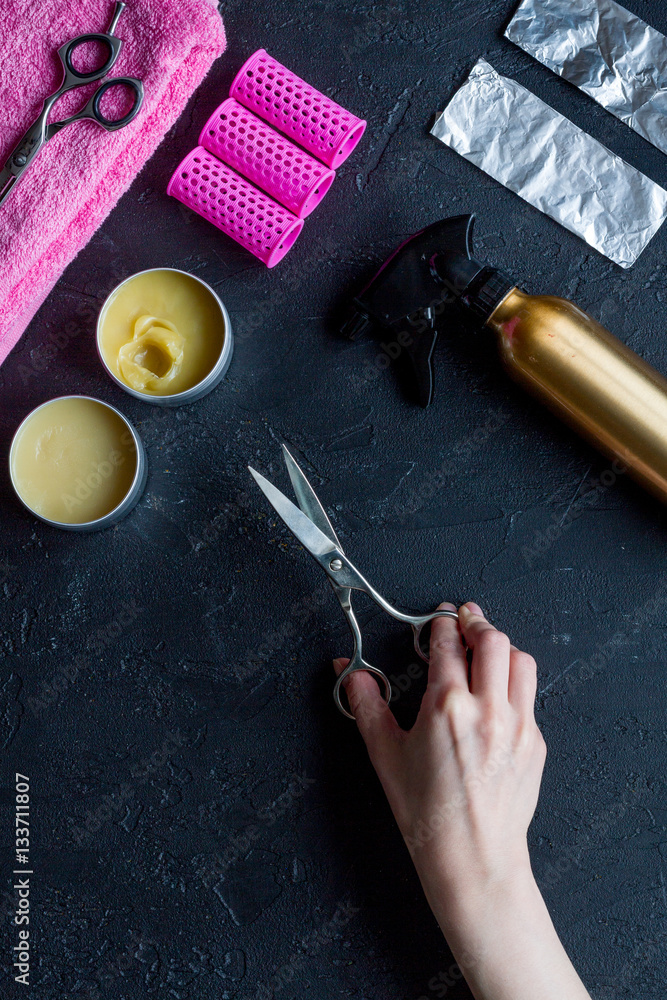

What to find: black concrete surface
left=1, top=1, right=666, bottom=997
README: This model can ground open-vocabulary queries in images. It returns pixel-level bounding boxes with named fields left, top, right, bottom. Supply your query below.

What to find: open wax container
left=97, top=268, right=233, bottom=405
left=9, top=396, right=147, bottom=531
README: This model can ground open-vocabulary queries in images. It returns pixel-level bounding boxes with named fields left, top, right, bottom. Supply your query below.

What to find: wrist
left=419, top=861, right=590, bottom=1000
left=424, top=860, right=543, bottom=982
left=414, top=842, right=537, bottom=928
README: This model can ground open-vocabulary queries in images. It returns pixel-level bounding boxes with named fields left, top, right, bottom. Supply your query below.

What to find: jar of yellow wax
left=97, top=268, right=233, bottom=405
left=10, top=396, right=147, bottom=531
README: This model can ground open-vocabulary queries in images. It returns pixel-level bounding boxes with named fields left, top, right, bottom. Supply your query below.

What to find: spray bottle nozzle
left=340, top=213, right=512, bottom=406
left=430, top=250, right=485, bottom=295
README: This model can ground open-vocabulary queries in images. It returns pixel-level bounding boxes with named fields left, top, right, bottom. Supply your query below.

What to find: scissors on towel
left=249, top=445, right=458, bottom=719
left=0, top=2, right=143, bottom=206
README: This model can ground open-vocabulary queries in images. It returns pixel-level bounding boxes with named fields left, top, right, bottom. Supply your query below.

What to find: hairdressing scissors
left=0, top=2, right=143, bottom=206
left=249, top=445, right=458, bottom=719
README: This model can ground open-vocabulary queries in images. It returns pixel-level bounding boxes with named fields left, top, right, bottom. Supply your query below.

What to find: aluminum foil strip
left=430, top=59, right=667, bottom=267
left=506, top=0, right=667, bottom=154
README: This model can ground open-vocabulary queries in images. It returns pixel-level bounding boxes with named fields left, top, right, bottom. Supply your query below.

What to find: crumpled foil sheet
left=506, top=0, right=667, bottom=154
left=430, top=59, right=667, bottom=267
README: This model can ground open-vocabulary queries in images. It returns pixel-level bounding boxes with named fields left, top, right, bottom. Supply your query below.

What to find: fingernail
left=332, top=658, right=343, bottom=670
left=437, top=601, right=457, bottom=612
left=461, top=602, right=483, bottom=618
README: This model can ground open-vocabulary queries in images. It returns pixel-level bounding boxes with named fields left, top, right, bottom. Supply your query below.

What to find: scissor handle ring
left=413, top=608, right=458, bottom=663
left=333, top=662, right=392, bottom=721
left=92, top=78, right=144, bottom=129
left=63, top=34, right=118, bottom=80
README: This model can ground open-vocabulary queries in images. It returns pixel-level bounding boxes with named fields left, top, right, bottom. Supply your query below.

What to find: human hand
left=333, top=602, right=546, bottom=904
left=333, top=603, right=593, bottom=1000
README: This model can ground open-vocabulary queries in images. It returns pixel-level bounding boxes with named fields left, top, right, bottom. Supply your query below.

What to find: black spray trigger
left=405, top=318, right=438, bottom=408
left=340, top=214, right=499, bottom=407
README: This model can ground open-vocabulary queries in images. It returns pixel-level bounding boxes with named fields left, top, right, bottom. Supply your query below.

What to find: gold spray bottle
left=487, top=288, right=667, bottom=501
left=342, top=214, right=667, bottom=504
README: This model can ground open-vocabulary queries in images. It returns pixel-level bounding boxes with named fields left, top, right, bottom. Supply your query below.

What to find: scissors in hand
left=249, top=445, right=458, bottom=719
left=0, top=2, right=144, bottom=206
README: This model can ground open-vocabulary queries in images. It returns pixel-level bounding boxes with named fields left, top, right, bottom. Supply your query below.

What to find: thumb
left=333, top=658, right=403, bottom=754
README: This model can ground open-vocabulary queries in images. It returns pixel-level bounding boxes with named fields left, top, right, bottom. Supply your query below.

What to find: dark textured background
left=1, top=1, right=666, bottom=997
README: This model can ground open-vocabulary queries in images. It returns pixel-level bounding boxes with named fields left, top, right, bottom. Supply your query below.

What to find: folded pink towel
left=0, top=0, right=226, bottom=366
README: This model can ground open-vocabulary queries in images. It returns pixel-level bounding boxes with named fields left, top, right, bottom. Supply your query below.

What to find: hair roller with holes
left=199, top=98, right=336, bottom=218
left=167, top=147, right=304, bottom=268
left=229, top=49, right=366, bottom=168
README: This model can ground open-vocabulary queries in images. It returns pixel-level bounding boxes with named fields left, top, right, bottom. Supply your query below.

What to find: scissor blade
left=0, top=170, right=16, bottom=205
left=0, top=115, right=48, bottom=207
left=281, top=444, right=345, bottom=553
left=248, top=466, right=341, bottom=561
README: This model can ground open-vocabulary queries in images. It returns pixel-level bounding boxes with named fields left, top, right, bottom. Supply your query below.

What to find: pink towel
left=0, top=0, right=226, bottom=366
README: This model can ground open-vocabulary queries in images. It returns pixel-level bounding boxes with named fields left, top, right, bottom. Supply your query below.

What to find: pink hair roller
left=199, top=98, right=336, bottom=219
left=167, top=147, right=303, bottom=268
left=230, top=49, right=367, bottom=168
